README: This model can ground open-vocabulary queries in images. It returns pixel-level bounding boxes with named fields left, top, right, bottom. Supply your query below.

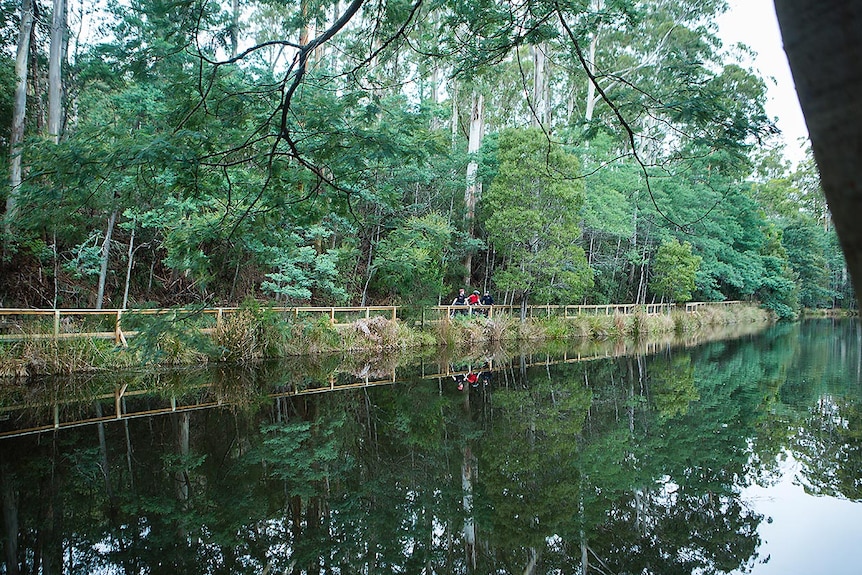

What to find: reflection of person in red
left=466, top=372, right=479, bottom=387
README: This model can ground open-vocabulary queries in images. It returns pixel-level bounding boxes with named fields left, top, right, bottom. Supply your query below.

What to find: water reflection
left=0, top=319, right=860, bottom=574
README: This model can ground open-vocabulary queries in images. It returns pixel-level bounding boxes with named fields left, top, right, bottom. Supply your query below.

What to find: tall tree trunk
left=531, top=42, right=548, bottom=128
left=450, top=81, right=459, bottom=149
left=774, top=0, right=862, bottom=306
left=96, top=209, right=118, bottom=309
left=430, top=44, right=442, bottom=130
left=122, top=220, right=136, bottom=309
left=463, top=91, right=484, bottom=285
left=48, top=0, right=65, bottom=142
left=5, top=0, right=35, bottom=236
left=584, top=0, right=603, bottom=123
left=52, top=230, right=59, bottom=307
left=231, top=0, right=240, bottom=58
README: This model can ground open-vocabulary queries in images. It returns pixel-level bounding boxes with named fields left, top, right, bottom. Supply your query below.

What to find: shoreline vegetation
left=0, top=303, right=774, bottom=379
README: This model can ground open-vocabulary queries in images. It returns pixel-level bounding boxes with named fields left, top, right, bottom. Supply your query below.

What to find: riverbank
left=0, top=303, right=772, bottom=378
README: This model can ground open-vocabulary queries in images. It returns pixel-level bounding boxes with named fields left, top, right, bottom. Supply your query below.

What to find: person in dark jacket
left=452, top=288, right=467, bottom=305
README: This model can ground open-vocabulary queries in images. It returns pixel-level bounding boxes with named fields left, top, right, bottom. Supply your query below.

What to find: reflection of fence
left=0, top=313, right=771, bottom=440
left=0, top=344, right=660, bottom=439
left=0, top=301, right=747, bottom=344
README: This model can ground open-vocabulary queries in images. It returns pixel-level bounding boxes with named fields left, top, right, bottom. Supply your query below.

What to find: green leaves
left=650, top=238, right=700, bottom=303
left=372, top=213, right=455, bottom=303
left=484, top=127, right=593, bottom=304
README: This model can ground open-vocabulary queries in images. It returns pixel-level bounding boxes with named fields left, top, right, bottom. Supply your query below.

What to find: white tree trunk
left=774, top=0, right=862, bottom=306
left=48, top=0, right=65, bottom=142
left=96, top=209, right=118, bottom=309
left=231, top=0, right=240, bottom=58
left=450, top=80, right=459, bottom=149
left=463, top=91, right=484, bottom=284
left=122, top=220, right=136, bottom=309
left=532, top=42, right=548, bottom=128
left=6, top=0, right=35, bottom=233
left=584, top=0, right=603, bottom=123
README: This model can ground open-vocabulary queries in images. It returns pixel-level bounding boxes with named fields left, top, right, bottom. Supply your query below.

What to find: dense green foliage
left=650, top=238, right=701, bottom=303
left=0, top=0, right=851, bottom=317
left=484, top=128, right=592, bottom=307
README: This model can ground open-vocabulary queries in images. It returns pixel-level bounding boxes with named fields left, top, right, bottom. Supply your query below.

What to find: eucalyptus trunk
left=463, top=91, right=484, bottom=285
left=231, top=0, right=240, bottom=58
left=48, top=0, right=65, bottom=142
left=774, top=0, right=862, bottom=306
left=584, top=30, right=599, bottom=122
left=6, top=0, right=35, bottom=234
left=531, top=42, right=549, bottom=128
left=96, top=210, right=118, bottom=309
left=121, top=221, right=136, bottom=309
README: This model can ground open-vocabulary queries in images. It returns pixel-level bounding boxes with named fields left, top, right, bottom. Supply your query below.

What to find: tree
left=47, top=0, right=65, bottom=142
left=369, top=213, right=454, bottom=305
left=5, top=0, right=34, bottom=238
left=649, top=238, right=701, bottom=303
left=782, top=221, right=833, bottom=309
left=483, top=127, right=593, bottom=317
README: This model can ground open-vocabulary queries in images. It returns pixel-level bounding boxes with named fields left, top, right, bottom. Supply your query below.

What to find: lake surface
left=1, top=319, right=860, bottom=574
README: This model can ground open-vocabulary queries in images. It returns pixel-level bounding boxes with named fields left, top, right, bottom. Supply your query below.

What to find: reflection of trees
left=793, top=397, right=862, bottom=501
left=776, top=320, right=862, bottom=501
left=477, top=360, right=592, bottom=573
left=8, top=321, right=862, bottom=574
left=473, top=347, right=770, bottom=575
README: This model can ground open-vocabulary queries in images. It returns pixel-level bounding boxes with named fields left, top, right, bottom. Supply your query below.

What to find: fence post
left=216, top=307, right=223, bottom=330
left=54, top=309, right=60, bottom=338
left=115, top=310, right=127, bottom=347
left=392, top=306, right=397, bottom=321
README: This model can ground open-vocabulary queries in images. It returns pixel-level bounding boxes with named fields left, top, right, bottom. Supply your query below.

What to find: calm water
left=1, top=319, right=860, bottom=574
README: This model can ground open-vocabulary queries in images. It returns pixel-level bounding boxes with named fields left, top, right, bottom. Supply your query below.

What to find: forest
left=0, top=0, right=852, bottom=319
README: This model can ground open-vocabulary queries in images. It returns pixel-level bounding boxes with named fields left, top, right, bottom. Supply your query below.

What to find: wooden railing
left=434, top=302, right=729, bottom=319
left=0, top=306, right=399, bottom=345
left=0, top=301, right=748, bottom=344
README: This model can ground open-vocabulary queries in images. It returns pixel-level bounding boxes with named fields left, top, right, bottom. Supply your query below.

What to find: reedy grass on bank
left=0, top=304, right=771, bottom=378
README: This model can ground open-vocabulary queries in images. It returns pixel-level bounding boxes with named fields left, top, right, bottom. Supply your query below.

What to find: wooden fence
left=0, top=301, right=747, bottom=345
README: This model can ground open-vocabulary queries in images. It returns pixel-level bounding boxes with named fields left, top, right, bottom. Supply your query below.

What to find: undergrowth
left=0, top=304, right=772, bottom=378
